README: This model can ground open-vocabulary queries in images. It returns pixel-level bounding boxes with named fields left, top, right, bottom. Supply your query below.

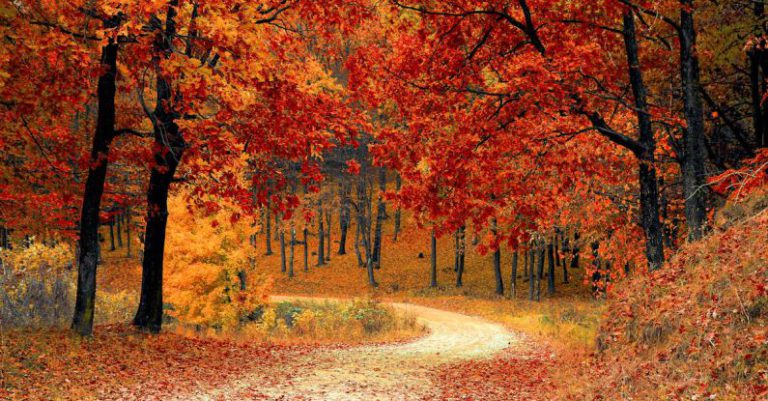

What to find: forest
left=0, top=0, right=767, bottom=400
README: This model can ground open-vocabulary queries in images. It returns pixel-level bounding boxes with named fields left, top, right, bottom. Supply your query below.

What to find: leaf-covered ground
left=0, top=324, right=315, bottom=401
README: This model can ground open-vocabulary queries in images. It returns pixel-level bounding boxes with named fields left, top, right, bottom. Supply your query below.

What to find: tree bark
left=108, top=220, right=116, bottom=251
left=510, top=251, right=518, bottom=299
left=547, top=242, right=555, bottom=296
left=303, top=227, right=309, bottom=272
left=316, top=199, right=325, bottom=267
left=265, top=204, right=273, bottom=256
left=430, top=229, right=437, bottom=288
left=372, top=169, right=386, bottom=269
left=491, top=219, right=504, bottom=296
left=679, top=1, right=709, bottom=241
left=279, top=217, right=287, bottom=273
left=325, top=209, right=331, bottom=262
left=623, top=11, right=666, bottom=270
left=133, top=3, right=186, bottom=333
left=288, top=222, right=295, bottom=278
left=536, top=245, right=544, bottom=302
left=338, top=183, right=350, bottom=255
left=72, top=37, right=118, bottom=337
left=116, top=213, right=123, bottom=248
left=528, top=248, right=536, bottom=301
left=393, top=174, right=402, bottom=241
left=456, top=226, right=465, bottom=288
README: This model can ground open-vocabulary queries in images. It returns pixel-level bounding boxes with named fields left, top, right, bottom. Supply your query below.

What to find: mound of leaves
left=579, top=195, right=768, bottom=401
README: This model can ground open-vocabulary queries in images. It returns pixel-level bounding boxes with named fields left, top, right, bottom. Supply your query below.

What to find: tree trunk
left=547, top=242, right=555, bottom=296
left=372, top=169, right=386, bottom=269
left=279, top=217, right=287, bottom=273
left=72, top=38, right=118, bottom=337
left=338, top=184, right=350, bottom=255
left=108, top=220, right=116, bottom=251
left=133, top=2, right=186, bottom=333
left=288, top=222, right=295, bottom=278
left=510, top=251, right=518, bottom=299
left=265, top=205, right=274, bottom=255
left=623, top=11, right=666, bottom=270
left=528, top=248, right=536, bottom=301
left=570, top=231, right=580, bottom=270
left=491, top=219, right=504, bottom=296
left=430, top=229, right=437, bottom=288
left=354, top=215, right=363, bottom=267
left=536, top=245, right=544, bottom=302
left=317, top=200, right=325, bottom=267
left=679, top=1, right=709, bottom=241
left=393, top=174, right=402, bottom=241
left=125, top=208, right=132, bottom=258
left=303, top=227, right=309, bottom=272
left=456, top=226, right=465, bottom=288
left=325, top=210, right=331, bottom=262
left=116, top=213, right=123, bottom=248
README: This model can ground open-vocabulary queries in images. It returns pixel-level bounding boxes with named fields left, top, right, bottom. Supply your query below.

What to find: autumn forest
left=1, top=1, right=767, bottom=400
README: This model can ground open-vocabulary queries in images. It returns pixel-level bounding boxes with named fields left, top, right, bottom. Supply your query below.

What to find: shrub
left=0, top=242, right=74, bottom=328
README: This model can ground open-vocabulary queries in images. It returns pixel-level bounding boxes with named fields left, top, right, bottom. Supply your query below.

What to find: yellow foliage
left=163, top=196, right=270, bottom=328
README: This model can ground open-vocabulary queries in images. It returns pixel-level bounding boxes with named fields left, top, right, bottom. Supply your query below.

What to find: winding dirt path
left=176, top=296, right=518, bottom=401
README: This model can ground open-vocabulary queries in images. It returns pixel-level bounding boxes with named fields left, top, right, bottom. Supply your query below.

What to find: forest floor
left=171, top=297, right=552, bottom=401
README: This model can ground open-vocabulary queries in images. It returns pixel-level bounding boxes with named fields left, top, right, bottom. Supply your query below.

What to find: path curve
left=178, top=296, right=517, bottom=401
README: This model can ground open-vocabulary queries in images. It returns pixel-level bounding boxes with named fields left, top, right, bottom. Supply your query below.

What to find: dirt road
left=175, top=296, right=517, bottom=401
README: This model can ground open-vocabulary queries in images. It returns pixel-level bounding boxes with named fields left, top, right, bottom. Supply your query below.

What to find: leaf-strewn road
left=176, top=296, right=517, bottom=401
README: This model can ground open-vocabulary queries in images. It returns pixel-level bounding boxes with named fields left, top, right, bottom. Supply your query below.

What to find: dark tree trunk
left=456, top=226, right=465, bottom=288
left=72, top=37, right=118, bottom=337
left=372, top=169, right=386, bottom=269
left=133, top=3, right=186, bottom=333
left=354, top=218, right=364, bottom=267
left=303, top=227, right=309, bottom=272
left=317, top=200, right=325, bottom=267
left=491, top=219, right=504, bottom=296
left=265, top=203, right=273, bottom=256
left=357, top=179, right=377, bottom=287
left=288, top=222, right=295, bottom=278
left=536, top=245, right=544, bottom=302
left=623, top=11, right=666, bottom=271
left=510, top=251, right=518, bottom=299
left=338, top=184, right=350, bottom=255
left=116, top=213, right=123, bottom=248
left=430, top=229, right=437, bottom=288
left=125, top=208, right=132, bottom=258
left=279, top=217, right=287, bottom=273
left=108, top=220, right=116, bottom=251
left=591, top=242, right=602, bottom=297
left=547, top=242, right=555, bottom=296
left=325, top=210, right=331, bottom=262
left=393, top=174, right=402, bottom=241
left=570, top=231, right=580, bottom=270
left=679, top=1, right=709, bottom=241
left=528, top=248, right=536, bottom=301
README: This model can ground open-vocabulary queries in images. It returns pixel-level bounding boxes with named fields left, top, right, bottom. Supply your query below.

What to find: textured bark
left=72, top=37, right=118, bottom=337
left=430, top=230, right=437, bottom=288
left=618, top=11, right=667, bottom=270
left=535, top=246, right=544, bottom=302
left=279, top=217, right=286, bottom=274
left=288, top=222, right=295, bottom=278
left=372, top=169, right=386, bottom=269
left=303, top=227, right=309, bottom=272
left=547, top=242, right=555, bottom=296
left=108, top=220, right=116, bottom=251
left=393, top=174, right=402, bottom=241
left=338, top=184, right=350, bottom=255
left=455, top=226, right=465, bottom=288
left=133, top=3, right=186, bottom=333
left=265, top=203, right=273, bottom=256
left=528, top=249, right=536, bottom=301
left=317, top=200, right=325, bottom=267
left=679, top=1, right=709, bottom=241
left=325, top=210, right=331, bottom=262
left=116, top=213, right=123, bottom=248
left=510, top=251, right=518, bottom=299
